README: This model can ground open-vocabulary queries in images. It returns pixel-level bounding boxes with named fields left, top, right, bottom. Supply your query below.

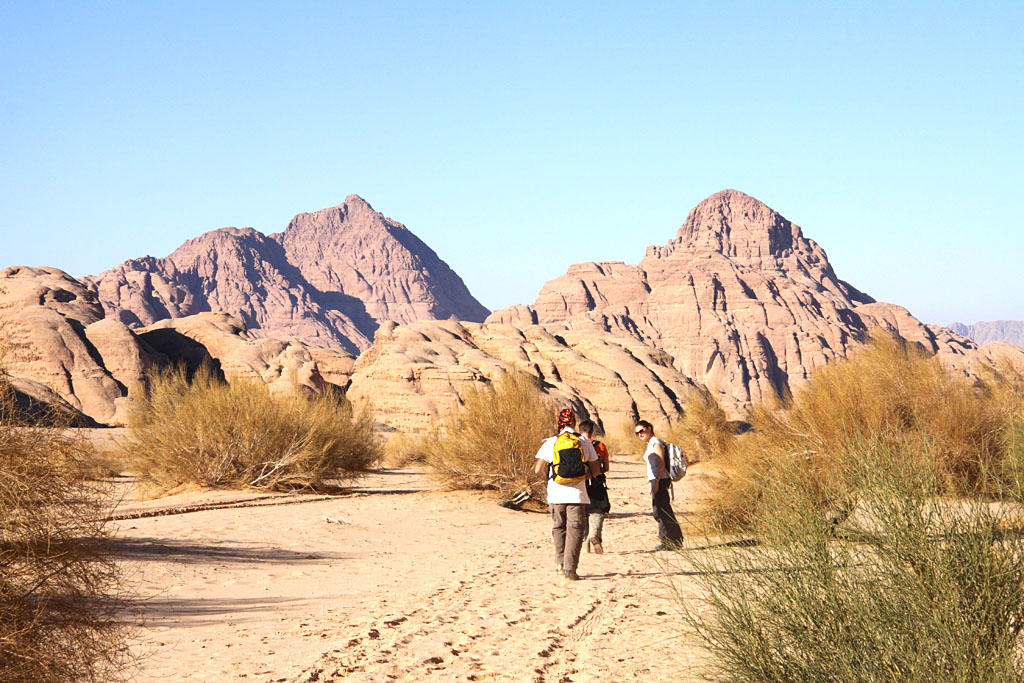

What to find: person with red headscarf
left=533, top=408, right=600, bottom=580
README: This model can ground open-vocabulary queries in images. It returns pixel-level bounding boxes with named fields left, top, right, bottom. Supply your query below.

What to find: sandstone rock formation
left=4, top=375, right=99, bottom=427
left=0, top=267, right=342, bottom=425
left=948, top=321, right=1024, bottom=348
left=0, top=266, right=152, bottom=424
left=1, top=262, right=696, bottom=433
left=272, top=196, right=490, bottom=327
left=86, top=230, right=373, bottom=353
left=345, top=320, right=702, bottom=433
left=488, top=190, right=1024, bottom=414
left=137, top=312, right=327, bottom=396
left=85, top=195, right=489, bottom=353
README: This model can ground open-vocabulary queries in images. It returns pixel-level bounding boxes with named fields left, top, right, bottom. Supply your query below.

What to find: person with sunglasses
left=635, top=420, right=683, bottom=550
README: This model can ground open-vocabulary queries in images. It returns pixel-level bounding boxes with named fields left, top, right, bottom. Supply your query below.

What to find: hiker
left=635, top=420, right=683, bottom=550
left=534, top=408, right=600, bottom=580
left=577, top=419, right=610, bottom=554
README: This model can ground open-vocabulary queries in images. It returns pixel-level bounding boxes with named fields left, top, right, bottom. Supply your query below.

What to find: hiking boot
left=591, top=540, right=604, bottom=554
left=563, top=569, right=581, bottom=581
left=556, top=564, right=563, bottom=573
left=653, top=540, right=683, bottom=551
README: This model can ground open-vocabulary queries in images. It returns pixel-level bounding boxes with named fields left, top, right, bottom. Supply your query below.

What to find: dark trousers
left=550, top=504, right=587, bottom=572
left=652, top=481, right=683, bottom=544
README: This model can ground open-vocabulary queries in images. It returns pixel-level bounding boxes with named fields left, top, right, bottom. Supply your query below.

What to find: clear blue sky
left=2, top=1, right=1021, bottom=325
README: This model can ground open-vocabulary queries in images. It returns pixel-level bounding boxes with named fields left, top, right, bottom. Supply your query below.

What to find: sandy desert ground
left=109, top=454, right=719, bottom=682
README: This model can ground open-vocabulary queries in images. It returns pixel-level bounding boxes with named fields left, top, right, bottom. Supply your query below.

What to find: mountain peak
left=343, top=193, right=372, bottom=208
left=672, top=189, right=801, bottom=259
left=85, top=196, right=490, bottom=350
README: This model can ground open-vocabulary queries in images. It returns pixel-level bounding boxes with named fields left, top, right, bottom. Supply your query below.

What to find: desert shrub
left=679, top=443, right=1024, bottom=683
left=707, top=334, right=1022, bottom=530
left=664, top=389, right=733, bottom=463
left=424, top=370, right=554, bottom=498
left=120, top=365, right=380, bottom=492
left=601, top=419, right=644, bottom=458
left=0, top=374, right=130, bottom=681
left=1000, top=415, right=1024, bottom=497
left=381, top=432, right=429, bottom=468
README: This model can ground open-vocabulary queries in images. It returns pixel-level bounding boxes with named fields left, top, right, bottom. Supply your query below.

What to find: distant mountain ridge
left=948, top=321, right=1024, bottom=348
left=487, top=189, right=999, bottom=413
left=85, top=195, right=490, bottom=353
left=5, top=191, right=1024, bottom=431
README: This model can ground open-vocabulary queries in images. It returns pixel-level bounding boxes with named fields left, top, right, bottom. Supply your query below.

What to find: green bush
left=120, top=365, right=380, bottom=492
left=0, top=374, right=130, bottom=681
left=680, top=443, right=1024, bottom=682
left=424, top=370, right=554, bottom=499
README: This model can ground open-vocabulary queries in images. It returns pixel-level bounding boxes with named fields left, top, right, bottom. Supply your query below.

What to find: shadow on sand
left=111, top=536, right=349, bottom=565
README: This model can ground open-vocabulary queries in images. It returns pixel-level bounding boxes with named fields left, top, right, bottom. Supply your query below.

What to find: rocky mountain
left=0, top=265, right=701, bottom=431
left=8, top=191, right=1023, bottom=432
left=948, top=321, right=1024, bottom=348
left=0, top=266, right=154, bottom=424
left=487, top=189, right=1013, bottom=413
left=345, top=320, right=702, bottom=433
left=0, top=266, right=335, bottom=425
left=85, top=195, right=489, bottom=353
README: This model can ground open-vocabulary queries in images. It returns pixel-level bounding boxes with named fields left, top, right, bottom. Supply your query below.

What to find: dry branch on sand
left=0, top=370, right=131, bottom=681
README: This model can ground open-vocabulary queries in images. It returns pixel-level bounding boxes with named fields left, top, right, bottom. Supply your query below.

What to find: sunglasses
left=635, top=428, right=646, bottom=435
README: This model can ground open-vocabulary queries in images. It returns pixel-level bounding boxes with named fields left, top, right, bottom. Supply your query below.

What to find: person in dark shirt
left=578, top=419, right=610, bottom=554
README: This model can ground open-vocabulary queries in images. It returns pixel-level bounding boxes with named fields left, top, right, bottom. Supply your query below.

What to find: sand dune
left=114, top=458, right=715, bottom=681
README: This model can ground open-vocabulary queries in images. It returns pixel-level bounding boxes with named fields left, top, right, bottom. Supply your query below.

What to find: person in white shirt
left=636, top=419, right=683, bottom=550
left=534, top=408, right=600, bottom=580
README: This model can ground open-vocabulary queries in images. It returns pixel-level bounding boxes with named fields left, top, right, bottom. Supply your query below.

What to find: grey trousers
left=550, top=504, right=587, bottom=572
left=586, top=512, right=605, bottom=543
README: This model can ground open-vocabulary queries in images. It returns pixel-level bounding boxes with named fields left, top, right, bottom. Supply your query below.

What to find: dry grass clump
left=679, top=445, right=1024, bottom=682
left=424, top=370, right=554, bottom=499
left=119, top=365, right=380, bottom=492
left=707, top=334, right=1024, bottom=530
left=664, top=389, right=733, bottom=463
left=601, top=419, right=643, bottom=458
left=380, top=432, right=429, bottom=468
left=681, top=337, right=1024, bottom=678
left=0, top=374, right=131, bottom=681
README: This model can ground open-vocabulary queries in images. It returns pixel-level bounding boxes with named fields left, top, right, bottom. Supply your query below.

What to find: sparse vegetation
left=381, top=432, right=429, bottom=469
left=119, top=365, right=380, bottom=492
left=602, top=419, right=644, bottom=459
left=679, top=443, right=1024, bottom=682
left=676, top=335, right=1024, bottom=681
left=706, top=334, right=1024, bottom=531
left=664, top=389, right=733, bottom=463
left=424, top=370, right=554, bottom=499
left=0, top=368, right=131, bottom=681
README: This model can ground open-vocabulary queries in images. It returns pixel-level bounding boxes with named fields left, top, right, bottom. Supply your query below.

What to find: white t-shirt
left=535, top=428, right=599, bottom=505
left=644, top=436, right=668, bottom=482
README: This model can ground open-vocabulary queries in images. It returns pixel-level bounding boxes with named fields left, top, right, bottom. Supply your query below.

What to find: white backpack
left=666, top=442, right=688, bottom=482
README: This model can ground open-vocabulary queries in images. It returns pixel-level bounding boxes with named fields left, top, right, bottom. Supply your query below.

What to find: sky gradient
left=2, top=1, right=1021, bottom=325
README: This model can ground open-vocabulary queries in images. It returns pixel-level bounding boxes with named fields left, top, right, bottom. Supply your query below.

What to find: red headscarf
left=557, top=408, right=576, bottom=429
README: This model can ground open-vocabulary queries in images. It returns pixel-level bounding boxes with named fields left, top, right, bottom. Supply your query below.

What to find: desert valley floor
left=109, top=447, right=717, bottom=682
